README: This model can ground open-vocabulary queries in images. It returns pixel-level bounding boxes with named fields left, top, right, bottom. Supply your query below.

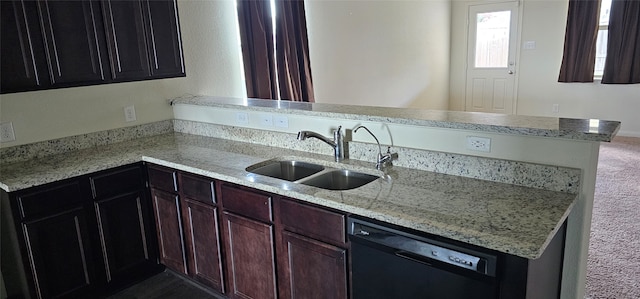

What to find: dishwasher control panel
left=348, top=217, right=497, bottom=277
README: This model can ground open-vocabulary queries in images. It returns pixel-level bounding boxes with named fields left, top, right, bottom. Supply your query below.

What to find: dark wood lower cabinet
left=278, top=231, right=348, bottom=299
left=147, top=165, right=228, bottom=294
left=2, top=163, right=160, bottom=299
left=222, top=211, right=277, bottom=299
left=216, top=183, right=350, bottom=299
left=3, top=162, right=565, bottom=299
left=22, top=207, right=96, bottom=298
left=150, top=188, right=188, bottom=274
left=275, top=197, right=350, bottom=299
left=181, top=198, right=225, bottom=292
left=95, top=190, right=158, bottom=290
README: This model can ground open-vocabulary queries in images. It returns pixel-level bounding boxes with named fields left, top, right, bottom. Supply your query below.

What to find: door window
left=474, top=11, right=511, bottom=68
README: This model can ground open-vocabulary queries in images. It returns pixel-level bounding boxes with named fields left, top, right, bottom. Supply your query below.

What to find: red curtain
left=558, top=0, right=601, bottom=82
left=275, top=0, right=314, bottom=102
left=237, top=0, right=277, bottom=99
left=601, top=0, right=640, bottom=84
left=236, top=0, right=315, bottom=102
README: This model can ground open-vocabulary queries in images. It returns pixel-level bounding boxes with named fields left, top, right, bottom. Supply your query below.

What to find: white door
left=465, top=2, right=519, bottom=114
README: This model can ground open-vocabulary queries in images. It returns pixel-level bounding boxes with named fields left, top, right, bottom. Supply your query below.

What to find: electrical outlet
left=552, top=104, right=559, bottom=113
left=466, top=136, right=491, bottom=152
left=124, top=105, right=137, bottom=122
left=0, top=122, right=16, bottom=142
left=274, top=115, right=289, bottom=128
left=260, top=114, right=273, bottom=127
left=236, top=112, right=249, bottom=125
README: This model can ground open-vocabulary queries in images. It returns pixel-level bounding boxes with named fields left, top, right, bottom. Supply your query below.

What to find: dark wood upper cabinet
left=143, top=0, right=184, bottom=77
left=101, top=0, right=151, bottom=80
left=0, top=0, right=185, bottom=94
left=0, top=0, right=46, bottom=92
left=37, top=0, right=108, bottom=85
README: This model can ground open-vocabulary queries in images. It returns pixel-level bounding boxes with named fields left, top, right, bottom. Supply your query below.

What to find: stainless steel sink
left=247, top=159, right=379, bottom=190
left=246, top=160, right=324, bottom=181
left=299, top=169, right=378, bottom=191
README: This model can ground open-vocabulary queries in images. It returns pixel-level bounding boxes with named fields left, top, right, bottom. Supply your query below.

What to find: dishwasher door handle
left=394, top=250, right=434, bottom=266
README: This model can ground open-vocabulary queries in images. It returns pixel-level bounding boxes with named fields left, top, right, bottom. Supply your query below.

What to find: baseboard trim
left=615, top=130, right=640, bottom=138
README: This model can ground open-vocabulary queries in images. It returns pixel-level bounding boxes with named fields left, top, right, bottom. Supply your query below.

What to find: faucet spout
left=354, top=125, right=398, bottom=170
left=297, top=126, right=345, bottom=161
left=297, top=131, right=332, bottom=145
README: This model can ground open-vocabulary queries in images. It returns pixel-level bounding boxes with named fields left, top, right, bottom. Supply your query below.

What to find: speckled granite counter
left=0, top=132, right=576, bottom=260
left=171, top=95, right=621, bottom=142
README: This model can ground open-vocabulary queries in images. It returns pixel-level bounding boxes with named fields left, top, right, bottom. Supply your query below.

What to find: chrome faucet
left=354, top=125, right=398, bottom=170
left=297, top=126, right=345, bottom=162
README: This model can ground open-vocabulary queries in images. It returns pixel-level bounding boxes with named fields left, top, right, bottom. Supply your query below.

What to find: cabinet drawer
left=279, top=198, right=346, bottom=246
left=148, top=165, right=178, bottom=192
left=180, top=173, right=215, bottom=205
left=90, top=165, right=143, bottom=199
left=220, top=184, right=272, bottom=223
left=17, top=181, right=85, bottom=219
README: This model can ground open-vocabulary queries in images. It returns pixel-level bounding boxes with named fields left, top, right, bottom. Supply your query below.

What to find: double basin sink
left=246, top=159, right=379, bottom=190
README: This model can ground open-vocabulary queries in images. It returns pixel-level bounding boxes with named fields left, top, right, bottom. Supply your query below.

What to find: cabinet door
left=142, top=0, right=185, bottom=77
left=182, top=198, right=224, bottom=293
left=22, top=207, right=97, bottom=299
left=37, top=0, right=107, bottom=85
left=150, top=188, right=187, bottom=274
left=278, top=231, right=348, bottom=299
left=222, top=212, right=277, bottom=299
left=101, top=0, right=150, bottom=80
left=0, top=0, right=47, bottom=93
left=95, top=190, right=157, bottom=287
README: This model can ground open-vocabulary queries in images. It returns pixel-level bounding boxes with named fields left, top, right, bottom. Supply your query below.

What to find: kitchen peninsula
left=0, top=96, right=620, bottom=299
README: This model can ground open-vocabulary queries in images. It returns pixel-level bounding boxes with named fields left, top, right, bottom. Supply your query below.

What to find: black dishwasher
left=348, top=217, right=499, bottom=299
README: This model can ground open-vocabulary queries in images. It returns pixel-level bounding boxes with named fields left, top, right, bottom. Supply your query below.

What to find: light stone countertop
left=172, top=95, right=621, bottom=142
left=0, top=132, right=576, bottom=260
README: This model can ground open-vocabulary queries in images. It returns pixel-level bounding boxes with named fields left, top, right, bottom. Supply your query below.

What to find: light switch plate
left=124, top=105, right=137, bottom=122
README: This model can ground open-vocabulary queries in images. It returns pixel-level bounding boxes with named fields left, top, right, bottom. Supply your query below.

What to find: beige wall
left=450, top=1, right=637, bottom=298
left=5, top=0, right=635, bottom=147
left=0, top=0, right=245, bottom=147
left=305, top=0, right=451, bottom=109
left=450, top=0, right=640, bottom=137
